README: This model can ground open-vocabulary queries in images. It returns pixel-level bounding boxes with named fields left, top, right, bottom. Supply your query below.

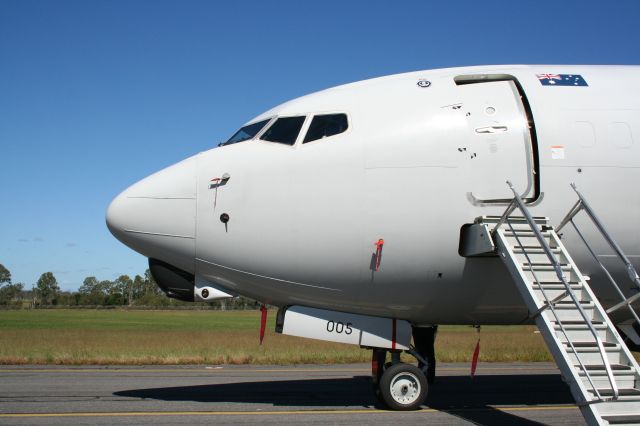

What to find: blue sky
left=1, top=0, right=639, bottom=291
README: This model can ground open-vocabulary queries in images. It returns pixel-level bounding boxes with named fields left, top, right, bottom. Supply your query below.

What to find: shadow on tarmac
left=115, top=373, right=574, bottom=425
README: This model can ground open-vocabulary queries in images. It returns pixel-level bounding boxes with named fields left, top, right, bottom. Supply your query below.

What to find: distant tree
left=78, top=276, right=108, bottom=305
left=131, top=274, right=145, bottom=302
left=35, top=272, right=60, bottom=305
left=55, top=290, right=79, bottom=306
left=14, top=268, right=260, bottom=310
left=0, top=264, right=11, bottom=286
left=0, top=282, right=23, bottom=306
left=30, top=284, right=37, bottom=307
left=143, top=269, right=163, bottom=296
left=133, top=269, right=168, bottom=306
left=229, top=296, right=259, bottom=310
left=112, top=275, right=133, bottom=306
left=21, top=287, right=33, bottom=301
left=78, top=276, right=99, bottom=294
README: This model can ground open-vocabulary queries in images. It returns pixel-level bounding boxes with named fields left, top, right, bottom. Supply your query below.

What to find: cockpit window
left=303, top=114, right=348, bottom=143
left=222, top=119, right=270, bottom=146
left=260, top=116, right=306, bottom=145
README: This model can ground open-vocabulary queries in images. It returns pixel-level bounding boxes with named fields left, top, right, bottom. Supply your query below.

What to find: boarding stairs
left=474, top=183, right=640, bottom=426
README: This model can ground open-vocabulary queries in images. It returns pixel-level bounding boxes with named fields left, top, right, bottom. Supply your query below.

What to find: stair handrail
left=493, top=180, right=619, bottom=401
left=556, top=183, right=640, bottom=319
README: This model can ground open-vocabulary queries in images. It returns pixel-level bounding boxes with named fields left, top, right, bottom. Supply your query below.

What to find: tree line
left=0, top=264, right=259, bottom=309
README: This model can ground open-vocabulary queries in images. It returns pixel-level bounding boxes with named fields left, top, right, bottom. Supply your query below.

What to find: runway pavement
left=0, top=362, right=585, bottom=425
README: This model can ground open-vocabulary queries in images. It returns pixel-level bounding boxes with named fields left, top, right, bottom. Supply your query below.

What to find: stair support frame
left=495, top=181, right=619, bottom=401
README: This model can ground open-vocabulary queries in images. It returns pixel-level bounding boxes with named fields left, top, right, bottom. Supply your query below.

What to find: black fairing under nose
left=148, top=258, right=195, bottom=302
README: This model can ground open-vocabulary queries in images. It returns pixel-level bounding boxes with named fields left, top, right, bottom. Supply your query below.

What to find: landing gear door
left=458, top=79, right=536, bottom=203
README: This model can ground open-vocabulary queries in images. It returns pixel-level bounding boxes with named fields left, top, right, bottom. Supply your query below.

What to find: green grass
left=0, top=309, right=553, bottom=365
left=0, top=309, right=261, bottom=331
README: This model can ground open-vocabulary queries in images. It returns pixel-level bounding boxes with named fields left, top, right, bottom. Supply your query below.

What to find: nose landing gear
left=370, top=325, right=437, bottom=410
left=371, top=348, right=429, bottom=410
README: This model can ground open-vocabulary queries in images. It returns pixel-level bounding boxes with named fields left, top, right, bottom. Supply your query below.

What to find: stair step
left=505, top=236, right=556, bottom=247
left=535, top=279, right=581, bottom=284
left=554, top=322, right=607, bottom=331
left=512, top=244, right=546, bottom=251
left=555, top=323, right=610, bottom=342
left=546, top=303, right=595, bottom=319
left=551, top=303, right=597, bottom=322
left=523, top=261, right=569, bottom=266
left=579, top=364, right=634, bottom=372
left=589, top=388, right=640, bottom=397
left=505, top=229, right=551, bottom=236
left=525, top=264, right=572, bottom=270
left=578, top=368, right=635, bottom=380
left=566, top=340, right=625, bottom=365
left=503, top=231, right=551, bottom=237
left=504, top=227, right=551, bottom=233
left=524, top=268, right=580, bottom=283
left=578, top=366, right=638, bottom=391
left=503, top=234, right=552, bottom=242
left=553, top=301, right=592, bottom=307
left=534, top=287, right=587, bottom=302
left=601, top=414, right=640, bottom=425
left=533, top=284, right=582, bottom=297
left=567, top=342, right=618, bottom=348
left=593, top=399, right=640, bottom=417
left=478, top=215, right=548, bottom=222
left=566, top=342, right=624, bottom=368
left=534, top=283, right=581, bottom=288
left=515, top=252, right=566, bottom=264
left=513, top=247, right=562, bottom=253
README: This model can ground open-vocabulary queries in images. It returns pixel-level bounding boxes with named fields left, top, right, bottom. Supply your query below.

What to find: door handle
left=210, top=173, right=231, bottom=185
left=475, top=125, right=508, bottom=134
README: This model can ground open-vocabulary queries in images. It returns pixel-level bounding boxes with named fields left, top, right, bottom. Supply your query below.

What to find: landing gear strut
left=370, top=325, right=438, bottom=410
left=413, top=325, right=438, bottom=384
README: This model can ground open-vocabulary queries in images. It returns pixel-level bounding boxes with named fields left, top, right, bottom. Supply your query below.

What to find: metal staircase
left=477, top=182, right=640, bottom=426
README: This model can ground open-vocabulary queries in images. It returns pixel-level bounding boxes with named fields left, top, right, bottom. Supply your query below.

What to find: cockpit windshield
left=222, top=119, right=270, bottom=146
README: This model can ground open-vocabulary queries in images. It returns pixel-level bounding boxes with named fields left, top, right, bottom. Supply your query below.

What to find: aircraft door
left=457, top=79, right=537, bottom=203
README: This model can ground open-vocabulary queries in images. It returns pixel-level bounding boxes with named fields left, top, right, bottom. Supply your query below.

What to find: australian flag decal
left=537, top=74, right=588, bottom=86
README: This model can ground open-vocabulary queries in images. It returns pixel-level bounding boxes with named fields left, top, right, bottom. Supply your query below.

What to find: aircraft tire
left=379, top=362, right=427, bottom=411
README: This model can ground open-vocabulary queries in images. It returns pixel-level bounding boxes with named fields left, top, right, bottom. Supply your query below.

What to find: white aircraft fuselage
left=107, top=65, right=640, bottom=326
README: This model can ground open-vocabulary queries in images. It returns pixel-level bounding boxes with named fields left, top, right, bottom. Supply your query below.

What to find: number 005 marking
left=326, top=321, right=353, bottom=335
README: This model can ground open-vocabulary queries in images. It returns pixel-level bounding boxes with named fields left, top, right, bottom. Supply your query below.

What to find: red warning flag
left=259, top=304, right=267, bottom=345
left=471, top=338, right=480, bottom=378
left=374, top=239, right=384, bottom=271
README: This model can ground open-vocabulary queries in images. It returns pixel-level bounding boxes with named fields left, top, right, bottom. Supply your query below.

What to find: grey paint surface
left=0, top=363, right=585, bottom=425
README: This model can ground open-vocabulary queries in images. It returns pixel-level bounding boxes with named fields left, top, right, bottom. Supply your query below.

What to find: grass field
left=0, top=309, right=553, bottom=365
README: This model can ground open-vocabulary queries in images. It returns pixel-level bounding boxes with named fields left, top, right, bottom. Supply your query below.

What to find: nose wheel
left=370, top=326, right=436, bottom=410
left=374, top=360, right=427, bottom=410
left=371, top=349, right=428, bottom=411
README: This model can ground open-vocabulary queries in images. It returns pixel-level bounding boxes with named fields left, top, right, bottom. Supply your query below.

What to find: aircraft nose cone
left=106, top=155, right=198, bottom=273
left=105, top=191, right=130, bottom=242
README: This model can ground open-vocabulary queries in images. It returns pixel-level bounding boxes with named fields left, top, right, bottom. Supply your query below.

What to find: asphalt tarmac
left=0, top=363, right=585, bottom=425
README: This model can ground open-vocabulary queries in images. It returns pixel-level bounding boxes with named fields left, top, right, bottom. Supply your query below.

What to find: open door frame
left=455, top=74, right=541, bottom=205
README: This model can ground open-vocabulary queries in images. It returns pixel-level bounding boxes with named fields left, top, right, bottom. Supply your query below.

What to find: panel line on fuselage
left=196, top=257, right=342, bottom=291
left=123, top=229, right=195, bottom=239
left=364, top=165, right=458, bottom=170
